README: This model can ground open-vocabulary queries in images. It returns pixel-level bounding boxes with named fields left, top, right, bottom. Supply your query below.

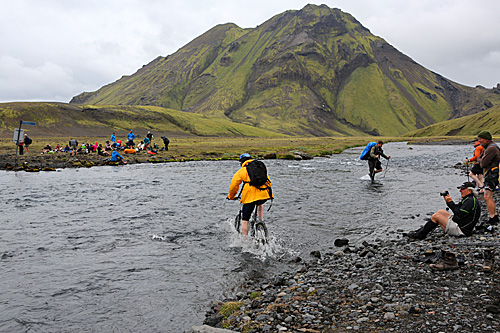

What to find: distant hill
left=70, top=4, right=500, bottom=136
left=406, top=104, right=500, bottom=137
left=0, top=102, right=284, bottom=138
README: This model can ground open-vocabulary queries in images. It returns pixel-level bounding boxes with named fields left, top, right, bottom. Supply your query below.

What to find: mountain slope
left=0, top=102, right=284, bottom=138
left=71, top=4, right=500, bottom=137
left=405, top=104, right=500, bottom=137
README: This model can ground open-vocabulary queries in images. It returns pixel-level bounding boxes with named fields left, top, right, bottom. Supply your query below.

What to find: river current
left=0, top=142, right=471, bottom=332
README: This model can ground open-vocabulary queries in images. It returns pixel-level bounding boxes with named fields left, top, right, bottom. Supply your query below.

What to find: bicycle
left=234, top=205, right=269, bottom=244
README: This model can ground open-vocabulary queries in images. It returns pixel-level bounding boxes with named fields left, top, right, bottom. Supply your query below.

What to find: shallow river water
left=0, top=142, right=471, bottom=332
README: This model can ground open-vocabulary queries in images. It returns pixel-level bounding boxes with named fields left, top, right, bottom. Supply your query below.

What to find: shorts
left=445, top=216, right=465, bottom=236
left=242, top=199, right=267, bottom=221
left=484, top=167, right=499, bottom=191
left=470, top=163, right=483, bottom=175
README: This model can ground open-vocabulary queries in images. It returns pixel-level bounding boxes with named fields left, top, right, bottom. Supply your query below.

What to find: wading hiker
left=362, top=141, right=390, bottom=181
left=407, top=181, right=481, bottom=241
left=465, top=137, right=484, bottom=191
left=477, top=130, right=500, bottom=226
left=226, top=153, right=273, bottom=236
left=161, top=136, right=170, bottom=151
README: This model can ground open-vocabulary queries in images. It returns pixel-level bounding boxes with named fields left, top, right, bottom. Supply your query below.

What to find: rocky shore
left=197, top=194, right=500, bottom=333
left=0, top=151, right=315, bottom=171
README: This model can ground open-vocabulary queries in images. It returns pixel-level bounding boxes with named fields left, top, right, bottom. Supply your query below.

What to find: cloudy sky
left=1, top=0, right=499, bottom=103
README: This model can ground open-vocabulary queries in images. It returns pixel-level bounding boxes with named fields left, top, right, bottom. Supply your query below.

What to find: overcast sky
left=1, top=0, right=499, bottom=103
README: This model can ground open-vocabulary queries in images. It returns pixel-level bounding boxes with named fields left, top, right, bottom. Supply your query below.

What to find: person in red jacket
left=466, top=138, right=484, bottom=190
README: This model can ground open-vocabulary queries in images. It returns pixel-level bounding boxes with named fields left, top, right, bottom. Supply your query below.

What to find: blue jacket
left=110, top=150, right=124, bottom=162
left=110, top=134, right=116, bottom=142
left=127, top=131, right=135, bottom=141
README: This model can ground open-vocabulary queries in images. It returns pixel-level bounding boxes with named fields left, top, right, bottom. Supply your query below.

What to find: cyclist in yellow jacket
left=227, top=153, right=273, bottom=236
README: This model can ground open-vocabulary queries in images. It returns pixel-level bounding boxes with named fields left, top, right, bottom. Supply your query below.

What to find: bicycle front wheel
left=253, top=222, right=268, bottom=244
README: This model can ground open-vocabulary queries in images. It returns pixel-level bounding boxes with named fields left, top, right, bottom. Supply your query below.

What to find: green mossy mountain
left=70, top=4, right=500, bottom=137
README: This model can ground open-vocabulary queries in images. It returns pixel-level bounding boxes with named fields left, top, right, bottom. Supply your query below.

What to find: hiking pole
left=382, top=158, right=390, bottom=178
left=465, top=158, right=470, bottom=182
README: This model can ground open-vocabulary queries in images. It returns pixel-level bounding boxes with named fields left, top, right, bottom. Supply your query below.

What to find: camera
left=440, top=190, right=449, bottom=196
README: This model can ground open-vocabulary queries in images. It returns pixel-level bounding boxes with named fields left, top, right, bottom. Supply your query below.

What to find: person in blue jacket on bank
left=127, top=130, right=135, bottom=148
left=110, top=148, right=126, bottom=164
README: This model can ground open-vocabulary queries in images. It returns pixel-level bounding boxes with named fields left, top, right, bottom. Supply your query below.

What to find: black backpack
left=246, top=160, right=269, bottom=187
left=25, top=136, right=32, bottom=145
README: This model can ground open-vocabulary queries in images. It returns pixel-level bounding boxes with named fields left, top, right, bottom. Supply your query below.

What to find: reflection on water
left=0, top=142, right=470, bottom=331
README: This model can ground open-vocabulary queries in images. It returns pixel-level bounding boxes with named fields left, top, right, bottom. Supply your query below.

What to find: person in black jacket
left=407, top=181, right=481, bottom=240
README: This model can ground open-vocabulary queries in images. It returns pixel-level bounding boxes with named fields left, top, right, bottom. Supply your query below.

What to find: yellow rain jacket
left=227, top=159, right=273, bottom=204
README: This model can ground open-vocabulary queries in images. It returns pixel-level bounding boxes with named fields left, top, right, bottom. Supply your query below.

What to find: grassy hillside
left=405, top=104, right=500, bottom=137
left=0, top=102, right=285, bottom=138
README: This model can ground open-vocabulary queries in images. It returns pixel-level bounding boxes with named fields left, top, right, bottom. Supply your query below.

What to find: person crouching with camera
left=407, top=181, right=481, bottom=240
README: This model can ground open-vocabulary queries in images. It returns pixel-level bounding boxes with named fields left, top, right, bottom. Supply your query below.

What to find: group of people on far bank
left=18, top=130, right=171, bottom=164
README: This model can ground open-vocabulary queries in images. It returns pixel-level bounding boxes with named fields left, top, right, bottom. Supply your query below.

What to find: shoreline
left=198, top=194, right=500, bottom=332
left=0, top=136, right=472, bottom=172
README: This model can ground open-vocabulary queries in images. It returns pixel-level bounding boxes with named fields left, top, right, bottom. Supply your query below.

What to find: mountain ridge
left=26, top=5, right=500, bottom=137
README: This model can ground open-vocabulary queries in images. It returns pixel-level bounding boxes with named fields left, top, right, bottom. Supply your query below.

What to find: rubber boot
left=483, top=249, right=495, bottom=272
left=407, top=220, right=438, bottom=240
left=430, top=250, right=459, bottom=271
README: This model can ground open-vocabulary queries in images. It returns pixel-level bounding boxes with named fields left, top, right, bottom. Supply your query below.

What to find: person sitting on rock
left=109, top=148, right=126, bottom=164
left=407, top=181, right=481, bottom=240
left=42, top=144, right=51, bottom=154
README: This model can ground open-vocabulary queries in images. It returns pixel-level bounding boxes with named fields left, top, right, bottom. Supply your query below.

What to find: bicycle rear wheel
left=253, top=222, right=268, bottom=244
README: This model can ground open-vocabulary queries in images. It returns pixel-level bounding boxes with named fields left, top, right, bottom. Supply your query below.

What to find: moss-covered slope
left=405, top=104, right=500, bottom=137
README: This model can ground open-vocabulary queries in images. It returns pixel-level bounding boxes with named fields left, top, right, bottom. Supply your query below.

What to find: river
left=0, top=142, right=471, bottom=332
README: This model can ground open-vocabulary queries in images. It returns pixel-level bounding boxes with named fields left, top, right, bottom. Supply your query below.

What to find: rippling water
left=0, top=142, right=471, bottom=332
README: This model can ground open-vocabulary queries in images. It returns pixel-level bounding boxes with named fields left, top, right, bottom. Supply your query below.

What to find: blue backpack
left=360, top=142, right=377, bottom=160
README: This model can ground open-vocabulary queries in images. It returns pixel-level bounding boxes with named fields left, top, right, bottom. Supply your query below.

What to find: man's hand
left=444, top=194, right=452, bottom=203
left=387, top=156, right=391, bottom=159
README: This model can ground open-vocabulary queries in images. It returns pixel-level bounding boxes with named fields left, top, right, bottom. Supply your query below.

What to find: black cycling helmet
left=239, top=153, right=252, bottom=163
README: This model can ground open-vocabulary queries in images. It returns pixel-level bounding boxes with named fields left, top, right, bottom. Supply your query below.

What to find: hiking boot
left=430, top=250, right=459, bottom=271
left=406, top=219, right=437, bottom=240
left=488, top=215, right=499, bottom=225
left=483, top=249, right=495, bottom=272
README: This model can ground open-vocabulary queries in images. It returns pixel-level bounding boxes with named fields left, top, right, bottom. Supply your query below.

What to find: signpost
left=14, top=120, right=36, bottom=167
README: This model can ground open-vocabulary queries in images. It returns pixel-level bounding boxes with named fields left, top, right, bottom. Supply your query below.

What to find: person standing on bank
left=367, top=141, right=391, bottom=181
left=23, top=134, right=32, bottom=154
left=227, top=153, right=273, bottom=236
left=161, top=136, right=170, bottom=151
left=477, top=130, right=500, bottom=225
left=466, top=137, right=484, bottom=191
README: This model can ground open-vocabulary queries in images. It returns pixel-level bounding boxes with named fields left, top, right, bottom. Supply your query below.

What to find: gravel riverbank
left=199, top=194, right=500, bottom=332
